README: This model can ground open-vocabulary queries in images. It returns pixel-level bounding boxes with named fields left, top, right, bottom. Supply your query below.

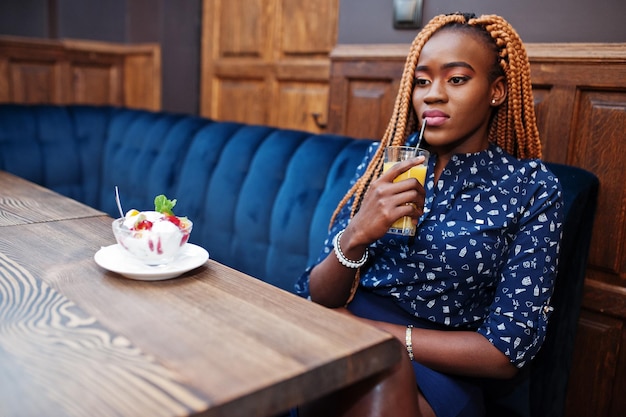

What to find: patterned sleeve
left=294, top=143, right=380, bottom=298
left=477, top=161, right=564, bottom=368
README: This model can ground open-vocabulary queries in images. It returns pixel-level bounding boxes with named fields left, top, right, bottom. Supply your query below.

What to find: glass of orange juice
left=383, top=146, right=430, bottom=236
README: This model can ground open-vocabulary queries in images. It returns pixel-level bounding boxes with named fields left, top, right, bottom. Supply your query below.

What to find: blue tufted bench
left=0, top=104, right=598, bottom=417
left=0, top=104, right=373, bottom=292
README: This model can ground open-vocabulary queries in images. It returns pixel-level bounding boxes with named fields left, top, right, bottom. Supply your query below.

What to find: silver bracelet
left=332, top=229, right=368, bottom=269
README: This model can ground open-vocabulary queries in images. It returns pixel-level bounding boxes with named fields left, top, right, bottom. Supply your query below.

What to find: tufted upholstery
left=0, top=104, right=598, bottom=417
left=0, top=104, right=373, bottom=291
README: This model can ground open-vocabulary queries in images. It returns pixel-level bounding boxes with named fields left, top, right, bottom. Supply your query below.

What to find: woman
left=294, top=12, right=564, bottom=417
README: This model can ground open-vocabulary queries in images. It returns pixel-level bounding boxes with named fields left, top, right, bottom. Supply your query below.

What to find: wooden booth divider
left=0, top=35, right=161, bottom=110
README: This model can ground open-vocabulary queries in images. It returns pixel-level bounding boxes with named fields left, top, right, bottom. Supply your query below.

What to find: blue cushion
left=0, top=105, right=110, bottom=206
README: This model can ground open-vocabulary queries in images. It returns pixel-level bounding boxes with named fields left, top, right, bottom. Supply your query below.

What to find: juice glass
left=383, top=146, right=430, bottom=236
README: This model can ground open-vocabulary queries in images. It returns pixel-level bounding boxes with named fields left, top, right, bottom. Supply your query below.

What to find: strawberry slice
left=135, top=219, right=153, bottom=230
left=165, top=215, right=182, bottom=228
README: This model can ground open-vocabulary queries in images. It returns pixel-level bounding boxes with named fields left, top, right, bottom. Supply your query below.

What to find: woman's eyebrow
left=415, top=61, right=475, bottom=73
left=443, top=61, right=475, bottom=71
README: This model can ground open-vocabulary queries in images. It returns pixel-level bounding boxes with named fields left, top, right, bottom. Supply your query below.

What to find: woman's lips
left=424, top=116, right=448, bottom=127
left=422, top=110, right=449, bottom=127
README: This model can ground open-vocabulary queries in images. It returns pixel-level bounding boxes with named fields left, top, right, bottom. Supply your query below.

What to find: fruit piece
left=165, top=214, right=182, bottom=227
left=125, top=209, right=140, bottom=218
left=135, top=219, right=153, bottom=230
left=178, top=217, right=191, bottom=229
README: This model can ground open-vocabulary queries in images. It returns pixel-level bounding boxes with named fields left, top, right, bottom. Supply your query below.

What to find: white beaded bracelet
left=405, top=325, right=415, bottom=361
left=332, top=229, right=368, bottom=269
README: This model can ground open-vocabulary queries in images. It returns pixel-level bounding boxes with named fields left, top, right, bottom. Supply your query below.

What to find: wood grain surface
left=0, top=171, right=104, bottom=226
left=0, top=172, right=401, bottom=417
left=0, top=246, right=208, bottom=416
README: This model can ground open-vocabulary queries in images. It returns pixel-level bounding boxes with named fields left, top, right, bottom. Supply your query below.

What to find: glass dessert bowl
left=112, top=195, right=192, bottom=266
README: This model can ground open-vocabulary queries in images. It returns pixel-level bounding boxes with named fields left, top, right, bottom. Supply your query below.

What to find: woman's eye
left=449, top=76, right=469, bottom=85
left=414, top=77, right=430, bottom=86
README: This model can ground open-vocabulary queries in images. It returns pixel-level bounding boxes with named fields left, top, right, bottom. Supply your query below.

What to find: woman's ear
left=490, top=76, right=507, bottom=106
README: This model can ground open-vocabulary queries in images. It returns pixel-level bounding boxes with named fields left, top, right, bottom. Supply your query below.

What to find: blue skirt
left=346, top=290, right=486, bottom=417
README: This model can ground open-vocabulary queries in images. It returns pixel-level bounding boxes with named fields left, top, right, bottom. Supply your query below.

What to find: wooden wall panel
left=0, top=58, right=8, bottom=102
left=218, top=0, right=268, bottom=58
left=611, top=327, right=626, bottom=416
left=508, top=82, right=562, bottom=159
left=0, top=36, right=161, bottom=110
left=72, top=64, right=120, bottom=105
left=10, top=61, right=59, bottom=103
left=123, top=52, right=161, bottom=110
left=530, top=87, right=553, bottom=154
left=275, top=81, right=328, bottom=132
left=201, top=0, right=338, bottom=133
left=344, top=80, right=397, bottom=140
left=565, top=310, right=622, bottom=417
left=215, top=78, right=269, bottom=125
left=327, top=44, right=407, bottom=139
left=326, top=42, right=626, bottom=417
left=537, top=86, right=577, bottom=164
left=573, top=91, right=626, bottom=276
left=280, top=0, right=337, bottom=55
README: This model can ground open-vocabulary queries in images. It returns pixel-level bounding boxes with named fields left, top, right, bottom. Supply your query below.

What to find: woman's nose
left=422, top=80, right=446, bottom=103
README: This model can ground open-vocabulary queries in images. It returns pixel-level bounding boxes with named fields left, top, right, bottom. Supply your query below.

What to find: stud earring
left=491, top=99, right=497, bottom=104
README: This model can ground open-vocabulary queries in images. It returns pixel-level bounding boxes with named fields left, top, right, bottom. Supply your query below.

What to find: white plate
left=94, top=243, right=209, bottom=281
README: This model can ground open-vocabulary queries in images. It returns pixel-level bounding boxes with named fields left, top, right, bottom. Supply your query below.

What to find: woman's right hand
left=346, top=156, right=427, bottom=246
left=308, top=155, right=427, bottom=307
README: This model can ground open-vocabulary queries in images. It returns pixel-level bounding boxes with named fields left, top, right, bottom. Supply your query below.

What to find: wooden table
left=0, top=171, right=401, bottom=417
left=0, top=171, right=105, bottom=226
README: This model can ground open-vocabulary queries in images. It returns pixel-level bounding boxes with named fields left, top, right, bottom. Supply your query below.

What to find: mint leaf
left=154, top=194, right=177, bottom=215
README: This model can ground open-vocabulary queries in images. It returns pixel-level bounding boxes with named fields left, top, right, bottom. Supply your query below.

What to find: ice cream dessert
left=112, top=195, right=192, bottom=265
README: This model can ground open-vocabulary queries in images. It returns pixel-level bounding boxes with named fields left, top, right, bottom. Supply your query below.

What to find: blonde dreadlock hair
left=331, top=12, right=541, bottom=227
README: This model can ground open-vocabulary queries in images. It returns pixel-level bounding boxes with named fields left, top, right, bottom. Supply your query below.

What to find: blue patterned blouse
left=295, top=143, right=564, bottom=368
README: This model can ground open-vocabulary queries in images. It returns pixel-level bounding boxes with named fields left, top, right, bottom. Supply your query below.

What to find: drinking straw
left=416, top=119, right=427, bottom=149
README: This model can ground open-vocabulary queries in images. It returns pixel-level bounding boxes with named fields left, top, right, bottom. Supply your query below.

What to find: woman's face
left=412, top=28, right=505, bottom=156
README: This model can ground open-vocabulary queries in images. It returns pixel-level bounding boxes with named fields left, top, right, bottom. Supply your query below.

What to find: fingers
left=357, top=183, right=424, bottom=230
left=394, top=198, right=424, bottom=221
left=380, top=156, right=426, bottom=181
left=351, top=159, right=427, bottom=240
left=387, top=179, right=426, bottom=213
